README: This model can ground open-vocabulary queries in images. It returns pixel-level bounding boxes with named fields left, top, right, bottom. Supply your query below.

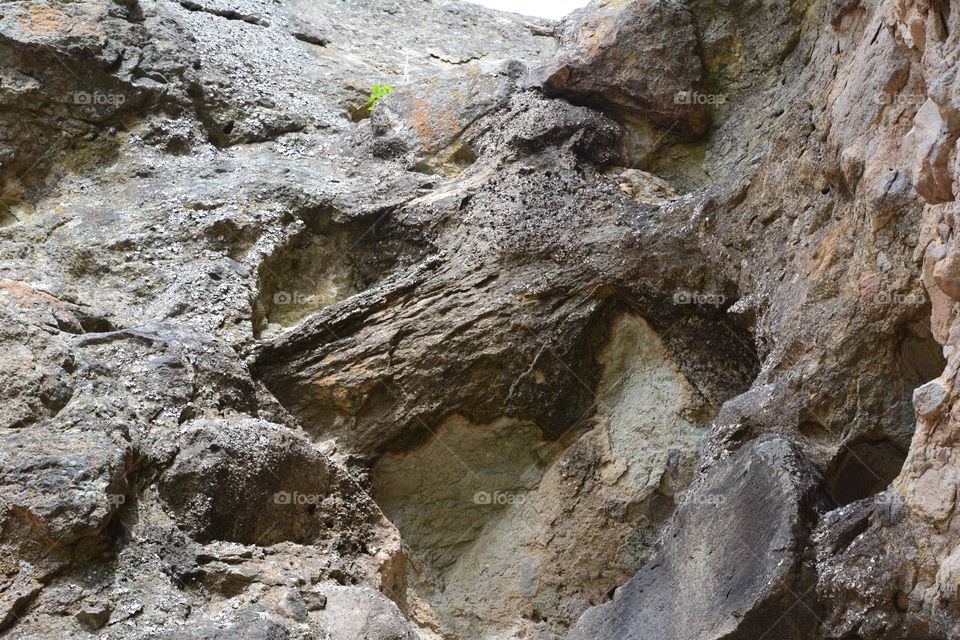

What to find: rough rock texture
left=528, top=0, right=709, bottom=137
left=3, top=0, right=960, bottom=638
left=569, top=437, right=827, bottom=640
left=371, top=314, right=715, bottom=639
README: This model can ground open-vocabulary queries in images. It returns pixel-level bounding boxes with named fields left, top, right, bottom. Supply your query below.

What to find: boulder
left=528, top=0, right=708, bottom=137
left=158, top=418, right=384, bottom=546
left=568, top=438, right=824, bottom=640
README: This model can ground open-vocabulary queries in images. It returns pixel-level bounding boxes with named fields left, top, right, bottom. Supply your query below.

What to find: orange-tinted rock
left=933, top=249, right=960, bottom=300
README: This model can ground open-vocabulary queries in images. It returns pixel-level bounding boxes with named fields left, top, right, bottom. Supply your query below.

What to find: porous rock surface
left=1, top=0, right=960, bottom=639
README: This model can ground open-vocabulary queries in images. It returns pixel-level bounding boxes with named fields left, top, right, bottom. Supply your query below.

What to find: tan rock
left=906, top=466, right=958, bottom=523
left=913, top=379, right=950, bottom=420
left=933, top=249, right=960, bottom=300
left=909, top=99, right=956, bottom=204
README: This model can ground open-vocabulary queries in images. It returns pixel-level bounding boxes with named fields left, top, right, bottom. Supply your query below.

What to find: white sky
left=465, top=0, right=590, bottom=20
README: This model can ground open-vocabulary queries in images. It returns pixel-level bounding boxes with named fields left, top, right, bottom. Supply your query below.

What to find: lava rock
left=158, top=418, right=383, bottom=546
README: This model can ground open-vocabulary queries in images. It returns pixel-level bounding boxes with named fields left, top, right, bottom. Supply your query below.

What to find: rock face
left=2, top=0, right=960, bottom=639
left=568, top=437, right=826, bottom=640
left=371, top=314, right=716, bottom=639
left=529, top=0, right=709, bottom=137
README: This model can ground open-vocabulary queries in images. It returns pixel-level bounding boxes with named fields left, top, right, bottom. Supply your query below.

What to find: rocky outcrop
left=2, top=0, right=960, bottom=638
left=529, top=0, right=709, bottom=137
left=812, top=3, right=960, bottom=637
left=569, top=437, right=826, bottom=640
left=370, top=314, right=718, bottom=639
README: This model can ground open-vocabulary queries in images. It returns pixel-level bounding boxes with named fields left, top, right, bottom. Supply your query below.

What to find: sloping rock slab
left=567, top=437, right=824, bottom=640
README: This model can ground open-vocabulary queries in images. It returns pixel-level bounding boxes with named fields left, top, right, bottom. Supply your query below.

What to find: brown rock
left=528, top=0, right=709, bottom=137
left=933, top=249, right=960, bottom=300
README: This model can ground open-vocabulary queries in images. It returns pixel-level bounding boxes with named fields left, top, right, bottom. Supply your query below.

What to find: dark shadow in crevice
left=824, top=319, right=945, bottom=507
left=825, top=439, right=909, bottom=507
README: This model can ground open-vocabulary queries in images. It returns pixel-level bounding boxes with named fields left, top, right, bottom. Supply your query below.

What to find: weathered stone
left=1, top=0, right=959, bottom=638
left=913, top=379, right=950, bottom=420
left=933, top=249, right=960, bottom=300
left=369, top=63, right=519, bottom=175
left=909, top=98, right=957, bottom=204
left=74, top=600, right=111, bottom=630
left=144, top=613, right=292, bottom=640
left=0, top=281, right=78, bottom=430
left=529, top=0, right=708, bottom=136
left=567, top=437, right=824, bottom=640
left=371, top=315, right=714, bottom=638
left=312, top=586, right=418, bottom=640
left=0, top=427, right=131, bottom=548
left=157, top=418, right=386, bottom=546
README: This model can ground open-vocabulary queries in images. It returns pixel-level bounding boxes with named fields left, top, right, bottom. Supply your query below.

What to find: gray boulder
left=568, top=438, right=825, bottom=640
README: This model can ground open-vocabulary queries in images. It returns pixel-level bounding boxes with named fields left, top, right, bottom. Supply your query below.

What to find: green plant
left=368, top=83, right=395, bottom=111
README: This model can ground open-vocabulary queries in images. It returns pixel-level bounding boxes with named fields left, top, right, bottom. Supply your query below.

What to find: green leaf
left=367, top=82, right=395, bottom=112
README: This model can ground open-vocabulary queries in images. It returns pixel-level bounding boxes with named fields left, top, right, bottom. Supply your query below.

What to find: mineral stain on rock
left=372, top=314, right=713, bottom=639
left=2, top=0, right=960, bottom=639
